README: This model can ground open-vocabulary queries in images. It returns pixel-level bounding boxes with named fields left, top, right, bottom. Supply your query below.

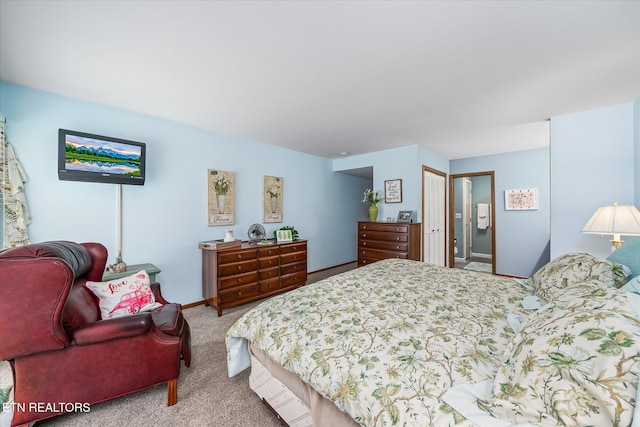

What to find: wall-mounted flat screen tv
left=58, top=129, right=146, bottom=185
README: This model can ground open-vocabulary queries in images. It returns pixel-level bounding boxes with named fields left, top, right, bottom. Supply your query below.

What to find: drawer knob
left=237, top=254, right=242, bottom=259
left=396, top=237, right=400, bottom=240
left=237, top=265, right=242, bottom=270
left=396, top=246, right=400, bottom=249
left=237, top=278, right=242, bottom=282
left=363, top=233, right=367, bottom=237
left=238, top=291, right=242, bottom=296
left=268, top=260, right=272, bottom=265
left=362, top=242, right=367, bottom=246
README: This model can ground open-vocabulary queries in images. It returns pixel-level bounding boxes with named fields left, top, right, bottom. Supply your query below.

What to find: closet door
left=422, top=167, right=446, bottom=266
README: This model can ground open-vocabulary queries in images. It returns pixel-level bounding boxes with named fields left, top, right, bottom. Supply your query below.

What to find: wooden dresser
left=201, top=239, right=307, bottom=316
left=357, top=221, right=421, bottom=267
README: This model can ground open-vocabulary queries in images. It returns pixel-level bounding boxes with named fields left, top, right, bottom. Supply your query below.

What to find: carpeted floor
left=463, top=261, right=492, bottom=273
left=1, top=263, right=357, bottom=426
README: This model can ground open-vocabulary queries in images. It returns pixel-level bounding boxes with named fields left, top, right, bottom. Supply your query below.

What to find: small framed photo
left=385, top=179, right=402, bottom=203
left=276, top=229, right=293, bottom=243
left=397, top=210, right=412, bottom=223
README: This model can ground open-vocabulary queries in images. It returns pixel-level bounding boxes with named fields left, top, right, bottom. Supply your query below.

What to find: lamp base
left=610, top=239, right=624, bottom=251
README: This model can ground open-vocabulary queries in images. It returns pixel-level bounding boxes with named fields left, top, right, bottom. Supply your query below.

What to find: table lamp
left=582, top=201, right=640, bottom=251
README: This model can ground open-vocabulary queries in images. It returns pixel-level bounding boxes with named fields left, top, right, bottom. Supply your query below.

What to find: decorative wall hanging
left=505, top=188, right=538, bottom=210
left=207, top=170, right=235, bottom=225
left=263, top=175, right=283, bottom=223
left=385, top=179, right=402, bottom=203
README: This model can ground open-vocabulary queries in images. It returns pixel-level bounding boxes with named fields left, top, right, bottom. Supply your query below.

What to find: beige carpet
left=1, top=302, right=281, bottom=427
left=1, top=263, right=357, bottom=426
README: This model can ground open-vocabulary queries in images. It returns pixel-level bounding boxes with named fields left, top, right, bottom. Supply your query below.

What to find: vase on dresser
left=368, top=203, right=379, bottom=222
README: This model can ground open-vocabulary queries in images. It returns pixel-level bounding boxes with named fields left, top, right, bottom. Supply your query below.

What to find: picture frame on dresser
left=397, top=210, right=412, bottom=222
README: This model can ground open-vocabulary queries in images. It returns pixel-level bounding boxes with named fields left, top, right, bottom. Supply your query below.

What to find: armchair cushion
left=86, top=270, right=161, bottom=319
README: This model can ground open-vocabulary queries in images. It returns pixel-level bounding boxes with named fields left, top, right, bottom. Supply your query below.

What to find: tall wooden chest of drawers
left=201, top=239, right=307, bottom=316
left=357, top=222, right=421, bottom=267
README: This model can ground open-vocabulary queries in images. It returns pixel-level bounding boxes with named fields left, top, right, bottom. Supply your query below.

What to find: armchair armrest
left=69, top=313, right=151, bottom=346
left=151, top=282, right=171, bottom=305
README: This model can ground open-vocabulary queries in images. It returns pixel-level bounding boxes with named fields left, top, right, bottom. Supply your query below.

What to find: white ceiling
left=1, top=1, right=638, bottom=160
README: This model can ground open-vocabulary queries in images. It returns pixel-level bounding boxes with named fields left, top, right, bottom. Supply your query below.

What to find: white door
left=422, top=167, right=446, bottom=266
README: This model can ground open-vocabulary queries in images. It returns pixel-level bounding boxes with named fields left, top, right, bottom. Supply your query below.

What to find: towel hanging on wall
left=477, top=203, right=490, bottom=230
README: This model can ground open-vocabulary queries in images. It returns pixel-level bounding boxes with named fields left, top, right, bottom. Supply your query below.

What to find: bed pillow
left=528, top=252, right=630, bottom=302
left=86, top=270, right=162, bottom=319
left=607, top=236, right=640, bottom=279
left=480, top=284, right=640, bottom=427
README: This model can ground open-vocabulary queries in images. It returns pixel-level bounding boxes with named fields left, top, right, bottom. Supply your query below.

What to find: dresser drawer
left=259, top=277, right=281, bottom=293
left=258, top=256, right=279, bottom=269
left=259, top=267, right=279, bottom=280
left=279, top=242, right=307, bottom=255
left=358, top=239, right=408, bottom=252
left=218, top=249, right=257, bottom=264
left=218, top=271, right=258, bottom=290
left=258, top=246, right=280, bottom=257
left=218, top=259, right=257, bottom=277
left=359, top=223, right=410, bottom=234
left=219, top=283, right=259, bottom=304
left=358, top=230, right=408, bottom=243
left=281, top=272, right=307, bottom=288
left=281, top=261, right=306, bottom=276
left=280, top=251, right=306, bottom=265
left=358, top=248, right=408, bottom=261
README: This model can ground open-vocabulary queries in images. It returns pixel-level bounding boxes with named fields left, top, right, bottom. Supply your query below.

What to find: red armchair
left=0, top=241, right=191, bottom=427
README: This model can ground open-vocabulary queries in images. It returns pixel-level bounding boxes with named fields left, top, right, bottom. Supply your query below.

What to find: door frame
left=448, top=171, right=496, bottom=274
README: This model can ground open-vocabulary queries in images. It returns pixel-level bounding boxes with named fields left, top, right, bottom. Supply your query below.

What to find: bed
left=226, top=255, right=640, bottom=427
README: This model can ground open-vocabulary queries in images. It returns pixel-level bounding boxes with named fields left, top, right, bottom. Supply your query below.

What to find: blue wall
left=2, top=80, right=638, bottom=294
left=0, top=82, right=370, bottom=305
left=333, top=145, right=449, bottom=224
left=550, top=102, right=637, bottom=259
left=451, top=148, right=551, bottom=277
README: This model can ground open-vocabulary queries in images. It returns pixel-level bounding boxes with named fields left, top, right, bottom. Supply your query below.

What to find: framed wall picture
left=385, top=179, right=402, bottom=203
left=397, top=210, right=412, bottom=222
left=207, top=170, right=235, bottom=226
left=264, top=175, right=283, bottom=223
left=505, top=188, right=538, bottom=210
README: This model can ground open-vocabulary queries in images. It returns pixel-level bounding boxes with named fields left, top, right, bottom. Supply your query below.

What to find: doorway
left=448, top=172, right=496, bottom=274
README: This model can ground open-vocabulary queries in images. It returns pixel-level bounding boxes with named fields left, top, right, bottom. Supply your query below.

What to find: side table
left=102, top=263, right=161, bottom=282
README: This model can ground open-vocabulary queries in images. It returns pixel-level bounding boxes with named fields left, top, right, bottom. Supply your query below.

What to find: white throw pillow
left=86, top=270, right=162, bottom=319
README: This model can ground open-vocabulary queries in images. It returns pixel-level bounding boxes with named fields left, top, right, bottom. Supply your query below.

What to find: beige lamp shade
left=582, top=202, right=640, bottom=248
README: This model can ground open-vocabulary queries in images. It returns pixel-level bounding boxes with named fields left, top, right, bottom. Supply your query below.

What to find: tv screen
left=58, top=129, right=146, bottom=185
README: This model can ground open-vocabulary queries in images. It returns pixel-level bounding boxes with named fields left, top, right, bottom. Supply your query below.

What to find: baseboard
left=470, top=252, right=492, bottom=259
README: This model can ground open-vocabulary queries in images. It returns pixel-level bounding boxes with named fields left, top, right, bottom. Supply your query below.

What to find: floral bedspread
left=226, top=259, right=531, bottom=426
